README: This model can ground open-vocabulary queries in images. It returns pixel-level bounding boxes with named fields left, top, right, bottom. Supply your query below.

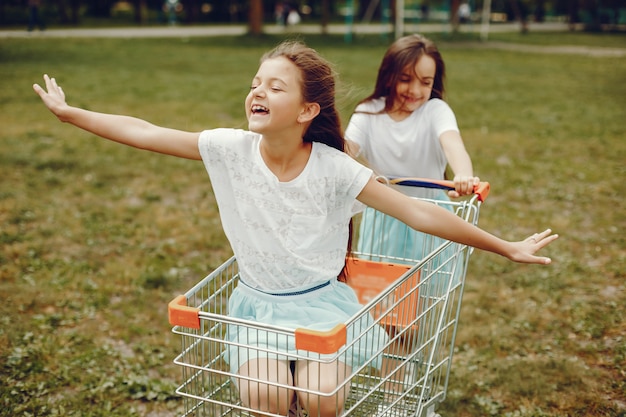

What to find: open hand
left=33, top=74, right=69, bottom=121
left=509, top=229, right=559, bottom=265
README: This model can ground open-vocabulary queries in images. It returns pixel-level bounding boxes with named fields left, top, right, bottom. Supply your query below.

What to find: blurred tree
left=249, top=0, right=263, bottom=35
left=321, top=0, right=330, bottom=32
left=567, top=0, right=581, bottom=29
left=130, top=0, right=146, bottom=23
left=450, top=0, right=460, bottom=31
left=534, top=0, right=545, bottom=22
left=87, top=0, right=115, bottom=18
left=509, top=0, right=529, bottom=32
left=0, top=0, right=620, bottom=31
left=58, top=0, right=81, bottom=24
left=181, top=0, right=201, bottom=23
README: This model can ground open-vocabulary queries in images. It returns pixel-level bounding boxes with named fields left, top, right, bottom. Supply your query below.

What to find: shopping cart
left=168, top=178, right=490, bottom=417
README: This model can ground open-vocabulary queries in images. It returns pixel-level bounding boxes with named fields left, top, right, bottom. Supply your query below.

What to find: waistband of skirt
left=238, top=278, right=333, bottom=297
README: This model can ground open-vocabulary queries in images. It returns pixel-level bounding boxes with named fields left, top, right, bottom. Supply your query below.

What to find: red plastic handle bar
left=168, top=295, right=200, bottom=329
left=379, top=176, right=490, bottom=202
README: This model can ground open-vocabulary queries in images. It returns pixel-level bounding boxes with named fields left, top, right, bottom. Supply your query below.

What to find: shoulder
left=198, top=129, right=261, bottom=164
left=312, top=143, right=371, bottom=175
left=312, top=142, right=356, bottom=167
left=308, top=143, right=372, bottom=198
left=354, top=97, right=385, bottom=113
left=311, top=141, right=346, bottom=159
left=199, top=128, right=260, bottom=148
left=200, top=128, right=258, bottom=141
left=423, top=98, right=454, bottom=114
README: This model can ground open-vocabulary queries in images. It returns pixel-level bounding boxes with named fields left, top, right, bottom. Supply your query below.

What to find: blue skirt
left=357, top=190, right=452, bottom=265
left=356, top=191, right=464, bottom=294
left=226, top=279, right=389, bottom=374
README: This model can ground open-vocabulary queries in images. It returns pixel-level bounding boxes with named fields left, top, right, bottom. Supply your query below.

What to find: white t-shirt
left=345, top=98, right=459, bottom=198
left=198, top=128, right=372, bottom=291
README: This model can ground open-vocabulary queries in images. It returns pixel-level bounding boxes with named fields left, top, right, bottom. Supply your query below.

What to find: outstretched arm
left=357, top=177, right=558, bottom=265
left=33, top=74, right=202, bottom=160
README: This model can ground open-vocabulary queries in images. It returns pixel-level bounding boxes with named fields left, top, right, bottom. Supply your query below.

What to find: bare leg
left=238, top=358, right=294, bottom=416
left=380, top=326, right=419, bottom=403
left=294, top=360, right=351, bottom=417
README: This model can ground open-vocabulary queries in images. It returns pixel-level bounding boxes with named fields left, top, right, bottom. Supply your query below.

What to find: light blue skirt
left=357, top=190, right=453, bottom=265
left=226, top=279, right=389, bottom=374
left=356, top=191, right=464, bottom=293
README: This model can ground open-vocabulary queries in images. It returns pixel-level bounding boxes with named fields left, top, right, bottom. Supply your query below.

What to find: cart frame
left=169, top=179, right=489, bottom=417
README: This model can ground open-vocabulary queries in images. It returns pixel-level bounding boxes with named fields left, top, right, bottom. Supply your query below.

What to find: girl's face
left=390, top=55, right=436, bottom=119
left=245, top=56, right=306, bottom=136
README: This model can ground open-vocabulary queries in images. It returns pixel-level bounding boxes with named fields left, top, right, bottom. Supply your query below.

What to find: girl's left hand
left=448, top=175, right=480, bottom=198
left=508, top=229, right=559, bottom=265
left=33, top=74, right=70, bottom=121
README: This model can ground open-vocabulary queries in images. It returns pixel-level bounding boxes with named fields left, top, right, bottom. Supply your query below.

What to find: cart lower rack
left=169, top=179, right=489, bottom=417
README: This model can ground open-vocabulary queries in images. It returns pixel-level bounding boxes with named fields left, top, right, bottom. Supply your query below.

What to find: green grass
left=440, top=29, right=626, bottom=48
left=487, top=30, right=626, bottom=48
left=1, top=32, right=625, bottom=416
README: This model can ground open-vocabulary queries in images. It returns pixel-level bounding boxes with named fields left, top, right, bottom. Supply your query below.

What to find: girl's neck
left=387, top=108, right=412, bottom=122
left=260, top=135, right=312, bottom=182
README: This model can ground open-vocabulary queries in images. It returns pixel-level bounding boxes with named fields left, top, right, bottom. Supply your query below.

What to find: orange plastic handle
left=295, top=324, right=347, bottom=354
left=380, top=176, right=490, bottom=202
left=168, top=295, right=200, bottom=329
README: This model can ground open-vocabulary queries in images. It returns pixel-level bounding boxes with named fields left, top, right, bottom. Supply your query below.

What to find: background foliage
left=1, top=0, right=624, bottom=30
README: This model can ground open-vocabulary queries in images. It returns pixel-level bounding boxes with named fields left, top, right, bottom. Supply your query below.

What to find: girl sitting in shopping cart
left=33, top=40, right=557, bottom=417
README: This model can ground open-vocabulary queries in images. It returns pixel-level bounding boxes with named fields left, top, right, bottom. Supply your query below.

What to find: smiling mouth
left=251, top=105, right=269, bottom=115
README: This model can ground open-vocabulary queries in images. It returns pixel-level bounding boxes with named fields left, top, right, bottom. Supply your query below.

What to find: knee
left=299, top=387, right=347, bottom=417
left=304, top=396, right=345, bottom=417
left=237, top=359, right=293, bottom=415
left=241, top=389, right=291, bottom=415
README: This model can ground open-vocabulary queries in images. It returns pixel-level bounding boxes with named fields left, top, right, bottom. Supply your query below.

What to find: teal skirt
left=226, top=279, right=389, bottom=374
left=357, top=190, right=453, bottom=265
left=356, top=191, right=464, bottom=295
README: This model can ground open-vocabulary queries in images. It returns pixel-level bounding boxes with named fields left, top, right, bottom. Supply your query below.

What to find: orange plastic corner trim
left=168, top=295, right=200, bottom=329
left=475, top=181, right=491, bottom=202
left=295, top=324, right=347, bottom=354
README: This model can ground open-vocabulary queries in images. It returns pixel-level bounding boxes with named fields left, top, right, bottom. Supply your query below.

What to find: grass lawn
left=1, top=31, right=625, bottom=416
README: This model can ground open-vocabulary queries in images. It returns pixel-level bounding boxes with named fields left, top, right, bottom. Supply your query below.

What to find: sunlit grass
left=1, top=33, right=625, bottom=416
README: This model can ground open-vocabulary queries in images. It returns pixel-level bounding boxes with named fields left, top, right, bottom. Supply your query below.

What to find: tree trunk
left=450, top=0, right=460, bottom=32
left=249, top=0, right=263, bottom=36
left=568, top=0, right=580, bottom=30
left=132, top=0, right=145, bottom=24
left=534, top=0, right=545, bottom=22
left=509, top=0, right=528, bottom=33
left=321, top=0, right=330, bottom=34
left=183, top=0, right=201, bottom=23
left=69, top=0, right=81, bottom=24
left=582, top=0, right=601, bottom=31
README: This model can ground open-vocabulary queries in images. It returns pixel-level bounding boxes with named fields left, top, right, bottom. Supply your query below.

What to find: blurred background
left=2, top=0, right=625, bottom=35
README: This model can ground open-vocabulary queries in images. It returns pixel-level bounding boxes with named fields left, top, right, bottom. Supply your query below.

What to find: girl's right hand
left=449, top=175, right=480, bottom=198
left=33, top=74, right=70, bottom=121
